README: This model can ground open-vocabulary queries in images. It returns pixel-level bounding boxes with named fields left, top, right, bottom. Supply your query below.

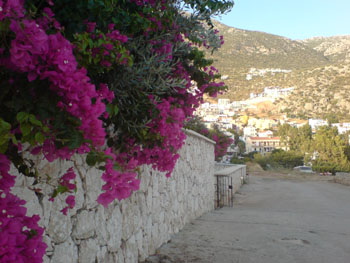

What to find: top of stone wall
left=183, top=129, right=216, bottom=145
left=214, top=164, right=246, bottom=176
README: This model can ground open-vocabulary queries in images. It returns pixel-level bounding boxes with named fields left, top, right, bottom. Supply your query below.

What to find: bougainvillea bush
left=0, top=0, right=233, bottom=261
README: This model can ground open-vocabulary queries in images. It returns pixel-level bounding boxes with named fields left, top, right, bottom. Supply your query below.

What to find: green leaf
left=86, top=151, right=98, bottom=166
left=35, top=132, right=45, bottom=144
left=67, top=132, right=84, bottom=150
left=114, top=105, right=119, bottom=115
left=11, top=135, right=18, bottom=145
left=27, top=229, right=38, bottom=239
left=20, top=123, right=31, bottom=136
left=88, top=38, right=94, bottom=48
left=106, top=104, right=113, bottom=116
left=46, top=174, right=51, bottom=182
left=0, top=142, right=8, bottom=154
left=17, top=112, right=29, bottom=123
left=57, top=185, right=69, bottom=194
left=0, top=119, right=11, bottom=132
left=29, top=114, right=43, bottom=127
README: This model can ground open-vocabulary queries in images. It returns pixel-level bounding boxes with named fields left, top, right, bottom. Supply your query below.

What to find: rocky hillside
left=274, top=64, right=350, bottom=120
left=301, top=36, right=350, bottom=63
left=208, top=21, right=350, bottom=120
left=210, top=21, right=330, bottom=70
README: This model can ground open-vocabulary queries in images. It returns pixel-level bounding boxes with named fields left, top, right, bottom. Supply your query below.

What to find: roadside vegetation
left=230, top=123, right=350, bottom=174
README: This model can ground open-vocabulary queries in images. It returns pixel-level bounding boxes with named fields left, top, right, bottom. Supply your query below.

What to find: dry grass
left=246, top=162, right=335, bottom=182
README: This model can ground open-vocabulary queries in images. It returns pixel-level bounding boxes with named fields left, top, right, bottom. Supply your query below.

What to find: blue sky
left=217, top=0, right=350, bottom=40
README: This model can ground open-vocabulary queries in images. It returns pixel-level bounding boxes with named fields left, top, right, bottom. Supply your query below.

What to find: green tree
left=277, top=123, right=298, bottom=150
left=227, top=128, right=240, bottom=145
left=324, top=113, right=339, bottom=124
left=237, top=140, right=246, bottom=154
left=277, top=123, right=312, bottom=157
left=297, top=124, right=312, bottom=162
left=312, top=126, right=350, bottom=172
left=270, top=149, right=304, bottom=169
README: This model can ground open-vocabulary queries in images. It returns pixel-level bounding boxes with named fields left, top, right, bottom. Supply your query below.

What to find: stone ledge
left=183, top=129, right=216, bottom=145
left=214, top=165, right=246, bottom=176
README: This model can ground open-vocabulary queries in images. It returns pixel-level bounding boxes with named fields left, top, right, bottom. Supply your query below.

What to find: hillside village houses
left=195, top=87, right=350, bottom=160
left=246, top=68, right=292, bottom=81
left=308, top=119, right=328, bottom=131
left=250, top=86, right=295, bottom=99
left=332, top=122, right=350, bottom=134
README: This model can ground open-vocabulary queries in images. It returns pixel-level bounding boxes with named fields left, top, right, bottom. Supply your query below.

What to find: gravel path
left=145, top=174, right=350, bottom=263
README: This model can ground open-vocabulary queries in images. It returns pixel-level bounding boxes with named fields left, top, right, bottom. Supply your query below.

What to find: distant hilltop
left=206, top=20, right=350, bottom=120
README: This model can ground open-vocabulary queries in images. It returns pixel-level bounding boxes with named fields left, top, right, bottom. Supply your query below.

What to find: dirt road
left=146, top=173, right=350, bottom=263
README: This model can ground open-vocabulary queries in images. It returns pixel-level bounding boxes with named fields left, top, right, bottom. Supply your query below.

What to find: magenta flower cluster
left=0, top=154, right=47, bottom=262
left=97, top=148, right=140, bottom=207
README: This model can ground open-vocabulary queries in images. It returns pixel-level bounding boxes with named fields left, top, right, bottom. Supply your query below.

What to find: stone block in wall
left=43, top=255, right=50, bottom=263
left=43, top=236, right=54, bottom=256
left=158, top=222, right=169, bottom=245
left=136, top=192, right=147, bottom=218
left=135, top=230, right=145, bottom=262
left=71, top=167, right=85, bottom=212
left=106, top=205, right=122, bottom=253
left=151, top=197, right=161, bottom=223
left=141, top=233, right=150, bottom=262
left=152, top=175, right=159, bottom=197
left=11, top=186, right=43, bottom=220
left=121, top=201, right=135, bottom=240
left=158, top=176, right=166, bottom=194
left=145, top=190, right=153, bottom=211
left=138, top=166, right=152, bottom=192
left=72, top=210, right=96, bottom=240
left=95, top=206, right=108, bottom=246
left=12, top=166, right=35, bottom=187
left=78, top=239, right=99, bottom=263
left=41, top=196, right=53, bottom=228
left=115, top=250, right=125, bottom=263
left=84, top=166, right=103, bottom=209
left=123, top=235, right=137, bottom=263
left=143, top=216, right=152, bottom=243
left=50, top=237, right=78, bottom=263
left=96, top=246, right=108, bottom=263
left=160, top=193, right=170, bottom=211
left=151, top=222, right=159, bottom=252
left=98, top=250, right=119, bottom=263
left=47, top=201, right=72, bottom=243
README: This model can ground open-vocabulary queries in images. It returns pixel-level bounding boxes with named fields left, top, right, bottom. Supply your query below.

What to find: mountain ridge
left=208, top=21, right=350, bottom=120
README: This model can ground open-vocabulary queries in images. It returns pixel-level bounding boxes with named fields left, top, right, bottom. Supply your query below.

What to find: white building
left=246, top=137, right=282, bottom=154
left=243, top=126, right=257, bottom=138
left=258, top=130, right=274, bottom=137
left=332, top=123, right=350, bottom=134
left=200, top=102, right=210, bottom=109
left=308, top=119, right=328, bottom=130
left=218, top=99, right=230, bottom=106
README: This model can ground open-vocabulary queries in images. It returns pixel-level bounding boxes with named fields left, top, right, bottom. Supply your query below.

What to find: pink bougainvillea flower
left=60, top=207, right=68, bottom=215
left=86, top=22, right=96, bottom=33
left=65, top=195, right=75, bottom=209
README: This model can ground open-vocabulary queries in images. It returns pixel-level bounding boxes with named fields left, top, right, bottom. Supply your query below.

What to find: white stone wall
left=10, top=131, right=215, bottom=263
left=214, top=164, right=247, bottom=193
